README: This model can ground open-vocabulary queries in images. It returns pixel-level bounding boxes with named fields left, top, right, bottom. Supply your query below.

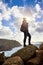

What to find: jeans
left=23, top=31, right=31, bottom=46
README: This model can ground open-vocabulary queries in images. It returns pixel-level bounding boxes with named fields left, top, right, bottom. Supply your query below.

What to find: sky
left=0, top=0, right=43, bottom=44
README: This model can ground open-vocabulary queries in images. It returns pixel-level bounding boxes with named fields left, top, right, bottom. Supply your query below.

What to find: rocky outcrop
left=0, top=52, right=5, bottom=65
left=26, top=57, right=40, bottom=65
left=39, top=44, right=43, bottom=65
left=3, top=56, right=24, bottom=65
left=0, top=39, right=21, bottom=51
left=36, top=43, right=43, bottom=65
left=39, top=43, right=43, bottom=50
left=36, top=50, right=43, bottom=61
left=2, top=44, right=43, bottom=65
left=11, top=45, right=38, bottom=61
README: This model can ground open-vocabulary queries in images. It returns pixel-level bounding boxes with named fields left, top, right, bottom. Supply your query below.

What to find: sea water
left=0, top=42, right=42, bottom=57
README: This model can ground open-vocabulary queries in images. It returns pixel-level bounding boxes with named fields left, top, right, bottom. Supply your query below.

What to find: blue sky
left=2, top=0, right=43, bottom=8
left=0, top=0, right=43, bottom=43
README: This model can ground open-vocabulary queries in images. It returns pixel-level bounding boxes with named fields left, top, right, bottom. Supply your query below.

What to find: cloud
left=0, top=21, right=2, bottom=29
left=36, top=22, right=43, bottom=33
left=0, top=1, right=11, bottom=20
left=0, top=13, right=2, bottom=22
left=0, top=0, right=43, bottom=43
left=0, top=25, right=13, bottom=36
left=35, top=4, right=41, bottom=12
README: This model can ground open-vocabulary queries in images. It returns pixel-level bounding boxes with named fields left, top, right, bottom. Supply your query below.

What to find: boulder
left=26, top=57, right=40, bottom=65
left=39, top=43, right=43, bottom=50
left=11, top=45, right=38, bottom=61
left=0, top=52, right=5, bottom=65
left=40, top=62, right=43, bottom=65
left=36, top=50, right=43, bottom=61
left=39, top=43, right=43, bottom=62
left=3, top=56, right=24, bottom=65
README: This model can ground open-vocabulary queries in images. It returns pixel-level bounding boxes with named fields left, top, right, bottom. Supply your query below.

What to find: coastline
left=0, top=42, right=43, bottom=57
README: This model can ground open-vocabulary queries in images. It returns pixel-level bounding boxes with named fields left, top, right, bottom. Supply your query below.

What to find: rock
left=36, top=50, right=43, bottom=65
left=40, top=62, right=43, bottom=65
left=39, top=43, right=43, bottom=63
left=26, top=57, right=40, bottom=65
left=39, top=43, right=43, bottom=50
left=3, top=56, right=24, bottom=65
left=36, top=50, right=43, bottom=61
left=0, top=52, right=5, bottom=65
left=0, top=39, right=21, bottom=51
left=11, top=45, right=38, bottom=61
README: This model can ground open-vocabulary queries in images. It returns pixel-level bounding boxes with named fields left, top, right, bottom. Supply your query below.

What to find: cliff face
left=0, top=39, right=21, bottom=51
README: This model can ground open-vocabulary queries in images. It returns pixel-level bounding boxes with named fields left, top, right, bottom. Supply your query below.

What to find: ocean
left=0, top=42, right=42, bottom=57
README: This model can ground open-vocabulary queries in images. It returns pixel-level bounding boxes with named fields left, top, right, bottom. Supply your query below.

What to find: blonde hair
left=23, top=18, right=27, bottom=23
